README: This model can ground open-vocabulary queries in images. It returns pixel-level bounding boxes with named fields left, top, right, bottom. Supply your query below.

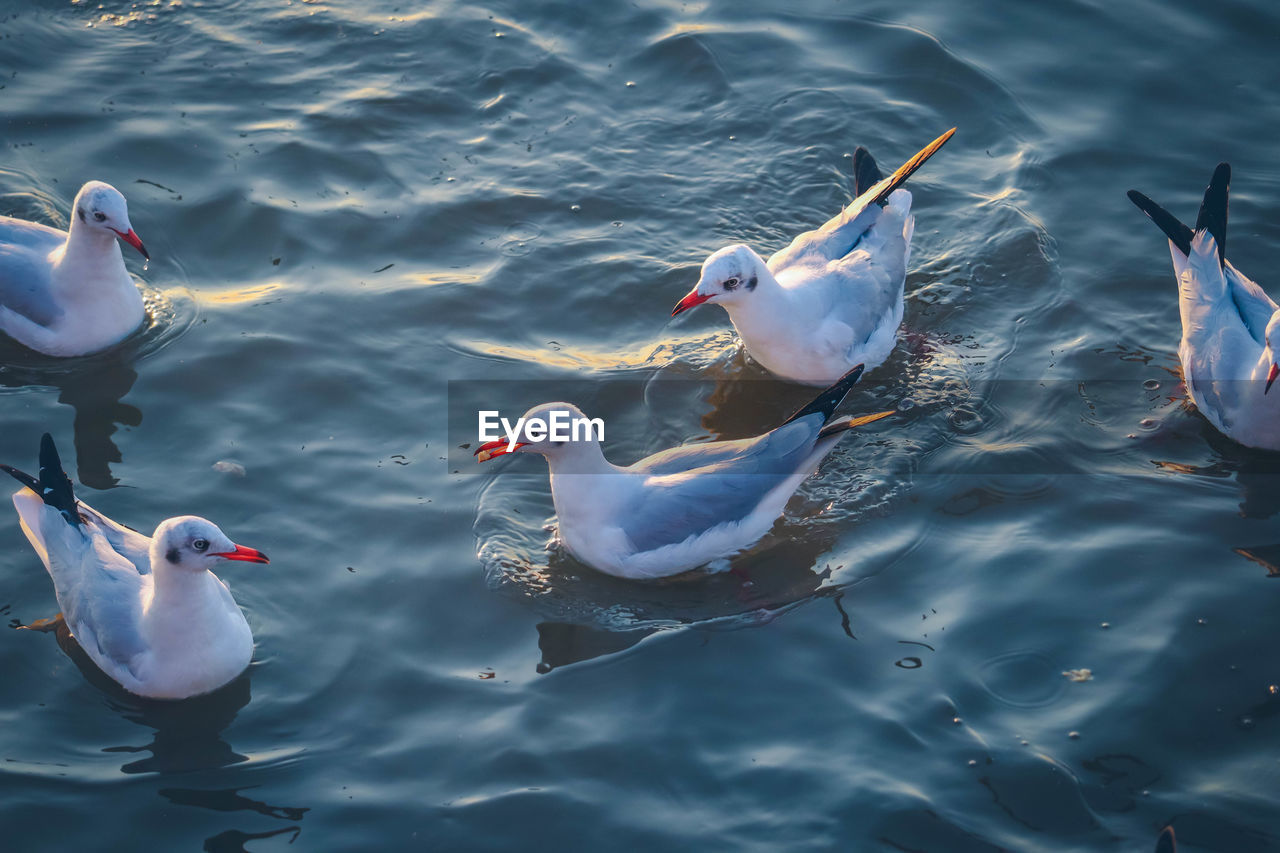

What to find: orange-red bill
left=111, top=227, right=150, bottom=261
left=475, top=439, right=529, bottom=462
left=1267, top=362, right=1279, bottom=395
left=671, top=288, right=713, bottom=316
left=216, top=544, right=269, bottom=564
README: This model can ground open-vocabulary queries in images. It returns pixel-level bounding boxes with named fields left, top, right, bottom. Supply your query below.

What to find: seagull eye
left=192, top=538, right=209, bottom=552
left=93, top=211, right=107, bottom=222
left=724, top=277, right=739, bottom=290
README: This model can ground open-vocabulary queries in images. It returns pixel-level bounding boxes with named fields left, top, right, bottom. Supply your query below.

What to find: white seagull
left=1129, top=163, right=1280, bottom=451
left=671, top=128, right=955, bottom=386
left=0, top=181, right=150, bottom=357
left=3, top=434, right=268, bottom=700
left=475, top=364, right=893, bottom=579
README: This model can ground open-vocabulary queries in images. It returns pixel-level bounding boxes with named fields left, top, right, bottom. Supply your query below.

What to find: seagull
left=475, top=364, right=893, bottom=579
left=2, top=434, right=268, bottom=700
left=1129, top=163, right=1280, bottom=451
left=671, top=128, right=955, bottom=386
left=0, top=181, right=150, bottom=357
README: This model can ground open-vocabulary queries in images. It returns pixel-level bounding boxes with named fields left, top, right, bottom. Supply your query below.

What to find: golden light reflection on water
left=200, top=282, right=286, bottom=305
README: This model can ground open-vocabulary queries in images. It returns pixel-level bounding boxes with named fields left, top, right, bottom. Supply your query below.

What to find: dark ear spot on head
left=745, top=274, right=757, bottom=291
left=166, top=547, right=179, bottom=564
left=77, top=207, right=86, bottom=224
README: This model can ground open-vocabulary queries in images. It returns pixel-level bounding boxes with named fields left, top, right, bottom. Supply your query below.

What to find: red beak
left=110, top=227, right=150, bottom=261
left=1267, top=363, right=1279, bottom=395
left=671, top=287, right=713, bottom=317
left=215, top=544, right=269, bottom=563
left=474, top=439, right=529, bottom=462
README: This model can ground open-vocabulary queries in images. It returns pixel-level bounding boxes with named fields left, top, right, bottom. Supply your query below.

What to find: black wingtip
left=852, top=146, right=882, bottom=198
left=781, top=364, right=866, bottom=427
left=1155, top=826, right=1177, bottom=853
left=1127, top=189, right=1193, bottom=256
left=36, top=433, right=79, bottom=527
left=870, top=127, right=956, bottom=207
left=0, top=463, right=39, bottom=492
left=1195, top=162, right=1230, bottom=268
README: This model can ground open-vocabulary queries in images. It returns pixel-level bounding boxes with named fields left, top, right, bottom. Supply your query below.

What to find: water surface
left=2, top=0, right=1280, bottom=849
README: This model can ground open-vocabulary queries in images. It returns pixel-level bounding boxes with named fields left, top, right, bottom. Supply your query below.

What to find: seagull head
left=73, top=181, right=149, bottom=260
left=152, top=516, right=269, bottom=574
left=475, top=402, right=604, bottom=463
left=671, top=245, right=765, bottom=316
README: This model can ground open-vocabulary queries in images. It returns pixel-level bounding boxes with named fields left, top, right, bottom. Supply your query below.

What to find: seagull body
left=0, top=181, right=150, bottom=357
left=3, top=435, right=268, bottom=700
left=476, top=365, right=892, bottom=579
left=1129, top=164, right=1280, bottom=451
left=672, top=129, right=955, bottom=386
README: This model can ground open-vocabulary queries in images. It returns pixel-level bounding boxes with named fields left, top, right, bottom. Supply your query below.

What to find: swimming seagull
left=671, top=128, right=955, bottom=386
left=475, top=364, right=893, bottom=579
left=0, top=181, right=150, bottom=356
left=1129, top=163, right=1280, bottom=451
left=2, top=434, right=268, bottom=699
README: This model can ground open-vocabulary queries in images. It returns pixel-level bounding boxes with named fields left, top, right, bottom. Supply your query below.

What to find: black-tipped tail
left=0, top=464, right=38, bottom=492
left=870, top=127, right=956, bottom=207
left=32, top=434, right=79, bottom=527
left=1195, top=162, right=1230, bottom=268
left=781, top=364, right=866, bottom=427
left=1127, top=189, right=1193, bottom=257
left=852, top=146, right=882, bottom=198
left=1155, top=826, right=1177, bottom=853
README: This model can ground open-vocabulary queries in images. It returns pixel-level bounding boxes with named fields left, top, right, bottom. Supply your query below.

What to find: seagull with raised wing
left=3, top=434, right=268, bottom=699
left=671, top=128, right=955, bottom=385
left=475, top=365, right=892, bottom=579
left=1129, top=163, right=1280, bottom=451
left=0, top=181, right=150, bottom=356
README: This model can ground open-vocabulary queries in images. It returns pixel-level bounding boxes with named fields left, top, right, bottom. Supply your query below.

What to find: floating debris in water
left=212, top=460, right=246, bottom=477
left=1062, top=668, right=1093, bottom=682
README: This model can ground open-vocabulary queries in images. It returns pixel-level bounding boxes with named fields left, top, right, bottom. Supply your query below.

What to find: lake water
left=2, top=0, right=1279, bottom=850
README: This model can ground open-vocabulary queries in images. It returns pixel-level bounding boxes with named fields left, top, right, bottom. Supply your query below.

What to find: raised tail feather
left=1, top=434, right=80, bottom=526
left=1194, top=162, right=1229, bottom=268
left=781, top=364, right=866, bottom=427
left=816, top=409, right=895, bottom=439
left=1127, top=189, right=1193, bottom=256
left=865, top=127, right=956, bottom=207
left=852, top=147, right=882, bottom=198
left=1128, top=162, right=1231, bottom=267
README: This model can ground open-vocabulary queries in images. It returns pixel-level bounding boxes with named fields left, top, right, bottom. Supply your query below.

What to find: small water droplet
left=1241, top=716, right=1255, bottom=730
left=897, top=398, right=915, bottom=412
left=952, top=716, right=962, bottom=725
left=625, top=81, right=636, bottom=88
left=1143, top=379, right=1160, bottom=390
left=1139, top=418, right=1156, bottom=428
left=570, top=204, right=581, bottom=212
left=1100, top=622, right=1111, bottom=629
left=1068, top=731, right=1081, bottom=739
left=1020, top=739, right=1029, bottom=746
left=1126, top=433, right=1138, bottom=439
left=1269, top=685, right=1278, bottom=695
left=967, top=759, right=977, bottom=767
left=1197, top=617, right=1207, bottom=626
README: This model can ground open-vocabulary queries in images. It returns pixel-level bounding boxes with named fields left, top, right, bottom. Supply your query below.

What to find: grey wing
left=1225, top=264, right=1278, bottom=346
left=633, top=433, right=780, bottom=477
left=768, top=203, right=882, bottom=271
left=44, top=520, right=148, bottom=669
left=621, top=417, right=824, bottom=552
left=0, top=220, right=64, bottom=327
left=77, top=501, right=152, bottom=575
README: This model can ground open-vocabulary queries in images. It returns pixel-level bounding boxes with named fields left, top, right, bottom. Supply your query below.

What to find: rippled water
left=2, top=0, right=1280, bottom=849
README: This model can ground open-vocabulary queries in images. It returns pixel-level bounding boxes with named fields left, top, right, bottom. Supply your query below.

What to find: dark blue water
left=2, top=0, right=1280, bottom=849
